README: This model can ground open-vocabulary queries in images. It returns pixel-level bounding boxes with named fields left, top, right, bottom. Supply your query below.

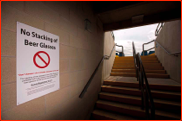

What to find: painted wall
left=155, top=20, right=181, bottom=83
left=102, top=32, right=115, bottom=81
left=1, top=1, right=106, bottom=120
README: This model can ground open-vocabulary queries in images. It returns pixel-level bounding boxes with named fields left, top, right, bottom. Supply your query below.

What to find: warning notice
left=16, top=22, right=59, bottom=105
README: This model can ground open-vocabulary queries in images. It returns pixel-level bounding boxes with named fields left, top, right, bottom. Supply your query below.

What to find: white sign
left=16, top=22, right=60, bottom=105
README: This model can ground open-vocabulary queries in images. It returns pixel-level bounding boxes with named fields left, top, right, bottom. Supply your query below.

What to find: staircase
left=91, top=55, right=181, bottom=120
left=111, top=55, right=169, bottom=78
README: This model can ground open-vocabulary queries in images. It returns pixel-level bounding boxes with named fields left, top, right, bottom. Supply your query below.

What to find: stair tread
left=115, top=56, right=156, bottom=58
left=104, top=79, right=181, bottom=86
left=96, top=100, right=180, bottom=119
left=112, top=69, right=166, bottom=74
left=112, top=69, right=136, bottom=70
left=111, top=72, right=168, bottom=74
left=92, top=109, right=137, bottom=120
left=147, top=73, right=169, bottom=75
left=110, top=73, right=169, bottom=79
left=102, top=85, right=138, bottom=91
left=114, top=63, right=161, bottom=65
left=97, top=100, right=143, bottom=112
left=115, top=59, right=158, bottom=61
left=115, top=58, right=157, bottom=59
left=111, top=72, right=136, bottom=74
left=112, top=69, right=165, bottom=71
left=112, top=66, right=164, bottom=70
left=114, top=60, right=154, bottom=61
left=115, top=61, right=159, bottom=63
left=155, top=110, right=181, bottom=119
left=104, top=80, right=181, bottom=92
left=102, top=85, right=181, bottom=95
left=113, top=64, right=162, bottom=66
left=151, top=89, right=181, bottom=95
left=113, top=65, right=163, bottom=67
left=99, top=92, right=181, bottom=106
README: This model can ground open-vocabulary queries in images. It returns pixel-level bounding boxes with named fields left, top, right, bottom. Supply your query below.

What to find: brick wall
left=1, top=1, right=112, bottom=120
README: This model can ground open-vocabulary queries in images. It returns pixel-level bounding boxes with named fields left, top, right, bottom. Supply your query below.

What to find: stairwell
left=92, top=55, right=181, bottom=120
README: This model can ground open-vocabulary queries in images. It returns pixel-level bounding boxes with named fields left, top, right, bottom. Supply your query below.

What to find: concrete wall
left=102, top=32, right=115, bottom=81
left=1, top=1, right=105, bottom=120
left=155, top=20, right=181, bottom=83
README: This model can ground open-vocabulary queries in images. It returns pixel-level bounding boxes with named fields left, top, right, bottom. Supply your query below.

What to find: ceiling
left=92, top=1, right=181, bottom=31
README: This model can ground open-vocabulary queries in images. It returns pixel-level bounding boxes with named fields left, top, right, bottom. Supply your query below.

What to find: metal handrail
left=111, top=31, right=115, bottom=40
left=105, top=43, right=117, bottom=59
left=143, top=22, right=165, bottom=54
left=142, top=40, right=155, bottom=56
left=155, top=40, right=181, bottom=56
left=143, top=39, right=181, bottom=57
left=132, top=42, right=155, bottom=119
left=138, top=54, right=155, bottom=119
left=155, top=22, right=164, bottom=36
left=115, top=44, right=124, bottom=57
left=79, top=43, right=117, bottom=98
left=116, top=44, right=124, bottom=54
left=79, top=56, right=104, bottom=98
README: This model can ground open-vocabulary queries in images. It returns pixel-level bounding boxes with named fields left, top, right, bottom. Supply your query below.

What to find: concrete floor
left=106, top=76, right=181, bottom=86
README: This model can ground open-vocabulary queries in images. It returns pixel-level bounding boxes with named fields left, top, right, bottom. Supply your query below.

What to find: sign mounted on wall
left=16, top=22, right=60, bottom=105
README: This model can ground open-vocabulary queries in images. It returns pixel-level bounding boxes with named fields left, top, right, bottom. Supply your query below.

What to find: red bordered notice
left=16, top=22, right=60, bottom=105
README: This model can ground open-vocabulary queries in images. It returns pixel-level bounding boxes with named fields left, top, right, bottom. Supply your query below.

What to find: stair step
left=146, top=73, right=169, bottom=78
left=115, top=57, right=158, bottom=60
left=113, top=63, right=162, bottom=67
left=110, top=72, right=169, bottom=78
left=141, top=55, right=156, bottom=58
left=115, top=56, right=156, bottom=58
left=114, top=60, right=134, bottom=62
left=114, top=61, right=159, bottom=64
left=113, top=63, right=135, bottom=66
left=145, top=70, right=166, bottom=74
left=103, top=80, right=181, bottom=92
left=96, top=100, right=145, bottom=119
left=144, top=65, right=164, bottom=70
left=112, top=66, right=135, bottom=69
left=92, top=109, right=137, bottom=120
left=141, top=58, right=158, bottom=61
left=115, top=56, right=133, bottom=58
left=96, top=100, right=180, bottom=119
left=111, top=69, right=166, bottom=74
left=114, top=60, right=159, bottom=63
left=112, top=69, right=136, bottom=72
left=101, top=85, right=181, bottom=101
left=99, top=92, right=181, bottom=113
left=113, top=65, right=164, bottom=70
left=114, top=59, right=158, bottom=62
left=111, top=72, right=136, bottom=77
